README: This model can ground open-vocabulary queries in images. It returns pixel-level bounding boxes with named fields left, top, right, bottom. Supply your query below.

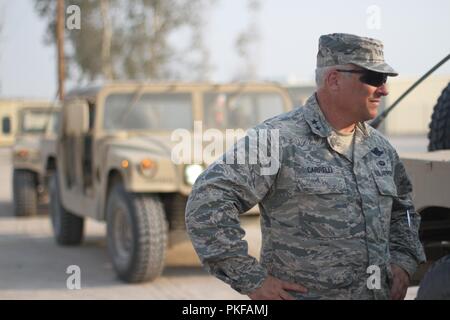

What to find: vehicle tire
left=416, top=254, right=450, bottom=299
left=165, top=194, right=188, bottom=230
left=49, top=173, right=84, bottom=245
left=428, top=82, right=450, bottom=151
left=13, top=169, right=38, bottom=217
left=106, top=185, right=168, bottom=283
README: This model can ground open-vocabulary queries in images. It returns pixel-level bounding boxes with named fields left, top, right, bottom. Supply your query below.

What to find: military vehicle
left=50, top=82, right=293, bottom=283
left=12, top=107, right=60, bottom=217
left=371, top=54, right=450, bottom=283
left=402, top=82, right=450, bottom=276
left=0, top=99, right=53, bottom=147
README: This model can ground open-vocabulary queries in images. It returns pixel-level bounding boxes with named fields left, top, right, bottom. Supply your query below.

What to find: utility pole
left=57, top=0, right=65, bottom=101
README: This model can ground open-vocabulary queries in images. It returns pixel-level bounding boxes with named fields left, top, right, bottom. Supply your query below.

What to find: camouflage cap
left=317, top=33, right=398, bottom=76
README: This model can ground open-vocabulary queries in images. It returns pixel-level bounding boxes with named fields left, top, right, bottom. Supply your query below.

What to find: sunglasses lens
left=360, top=72, right=387, bottom=87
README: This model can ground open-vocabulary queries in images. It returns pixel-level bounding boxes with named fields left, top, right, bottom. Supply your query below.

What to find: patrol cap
left=317, top=33, right=398, bottom=76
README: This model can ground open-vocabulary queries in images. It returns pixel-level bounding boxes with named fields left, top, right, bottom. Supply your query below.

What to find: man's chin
left=361, top=112, right=377, bottom=122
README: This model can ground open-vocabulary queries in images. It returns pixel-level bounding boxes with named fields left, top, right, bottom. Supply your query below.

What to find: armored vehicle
left=12, top=107, right=60, bottom=217
left=50, top=82, right=293, bottom=283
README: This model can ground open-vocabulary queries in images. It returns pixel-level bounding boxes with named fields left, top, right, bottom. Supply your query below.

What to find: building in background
left=284, top=76, right=450, bottom=137
left=283, top=84, right=316, bottom=107
left=384, top=76, right=450, bottom=136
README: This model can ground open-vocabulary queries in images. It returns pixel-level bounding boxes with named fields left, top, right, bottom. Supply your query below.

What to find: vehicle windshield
left=19, top=109, right=54, bottom=135
left=203, top=91, right=285, bottom=130
left=103, top=92, right=193, bottom=131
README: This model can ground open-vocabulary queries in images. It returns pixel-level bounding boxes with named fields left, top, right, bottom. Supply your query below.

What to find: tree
left=0, top=3, right=4, bottom=93
left=34, top=0, right=214, bottom=82
left=234, top=0, right=263, bottom=81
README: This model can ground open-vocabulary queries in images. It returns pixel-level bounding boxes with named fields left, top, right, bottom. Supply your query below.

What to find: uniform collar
left=303, top=94, right=333, bottom=138
left=304, top=93, right=370, bottom=139
left=303, top=93, right=377, bottom=160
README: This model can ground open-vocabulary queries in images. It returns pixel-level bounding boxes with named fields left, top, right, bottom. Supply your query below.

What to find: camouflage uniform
left=185, top=33, right=426, bottom=300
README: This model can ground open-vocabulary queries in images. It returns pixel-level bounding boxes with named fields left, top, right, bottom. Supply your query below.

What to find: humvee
left=402, top=82, right=450, bottom=264
left=50, top=82, right=293, bottom=283
left=0, top=99, right=53, bottom=147
left=397, top=81, right=450, bottom=289
left=12, top=107, right=60, bottom=217
left=370, top=51, right=450, bottom=285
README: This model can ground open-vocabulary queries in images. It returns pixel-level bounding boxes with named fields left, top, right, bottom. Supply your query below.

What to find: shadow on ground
left=0, top=200, right=50, bottom=218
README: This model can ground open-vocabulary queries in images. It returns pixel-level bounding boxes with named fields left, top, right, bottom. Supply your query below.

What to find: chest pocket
left=294, top=174, right=351, bottom=239
left=373, top=174, right=397, bottom=237
left=373, top=175, right=397, bottom=197
left=297, top=175, right=347, bottom=194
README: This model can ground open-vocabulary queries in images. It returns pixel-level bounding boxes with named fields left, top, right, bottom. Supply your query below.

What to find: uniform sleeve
left=389, top=150, right=426, bottom=277
left=185, top=128, right=280, bottom=294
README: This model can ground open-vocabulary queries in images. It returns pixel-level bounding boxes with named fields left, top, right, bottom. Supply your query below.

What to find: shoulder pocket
left=297, top=175, right=347, bottom=194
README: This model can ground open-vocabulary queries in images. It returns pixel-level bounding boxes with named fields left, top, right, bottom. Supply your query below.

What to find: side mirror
left=64, top=99, right=90, bottom=136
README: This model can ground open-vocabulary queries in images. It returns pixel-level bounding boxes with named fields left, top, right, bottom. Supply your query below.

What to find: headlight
left=15, top=149, right=40, bottom=162
left=138, top=158, right=157, bottom=178
left=15, top=149, right=29, bottom=159
left=184, top=164, right=203, bottom=185
left=121, top=160, right=129, bottom=169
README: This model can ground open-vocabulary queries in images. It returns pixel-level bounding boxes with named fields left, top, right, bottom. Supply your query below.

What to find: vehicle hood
left=13, top=135, right=41, bottom=152
left=105, top=134, right=179, bottom=161
left=104, top=133, right=225, bottom=166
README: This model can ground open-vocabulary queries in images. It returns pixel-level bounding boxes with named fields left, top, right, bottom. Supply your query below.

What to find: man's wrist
left=390, top=252, right=419, bottom=278
left=233, top=266, right=268, bottom=295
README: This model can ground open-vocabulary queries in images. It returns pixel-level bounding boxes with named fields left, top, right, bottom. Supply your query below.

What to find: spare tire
left=416, top=254, right=450, bottom=300
left=428, top=82, right=450, bottom=151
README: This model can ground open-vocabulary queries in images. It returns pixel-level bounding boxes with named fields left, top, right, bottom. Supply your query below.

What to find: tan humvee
left=0, top=99, right=53, bottom=147
left=12, top=106, right=60, bottom=216
left=50, top=82, right=293, bottom=283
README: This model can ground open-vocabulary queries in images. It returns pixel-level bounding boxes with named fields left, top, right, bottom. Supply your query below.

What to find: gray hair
left=315, top=64, right=353, bottom=88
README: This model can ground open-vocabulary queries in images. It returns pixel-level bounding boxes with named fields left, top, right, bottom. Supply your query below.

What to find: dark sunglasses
left=336, top=69, right=388, bottom=87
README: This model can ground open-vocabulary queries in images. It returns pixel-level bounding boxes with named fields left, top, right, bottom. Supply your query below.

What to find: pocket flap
left=297, top=175, right=347, bottom=194
left=374, top=175, right=397, bottom=196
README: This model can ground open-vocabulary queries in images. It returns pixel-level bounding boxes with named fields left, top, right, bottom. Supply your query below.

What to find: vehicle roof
left=19, top=106, right=60, bottom=113
left=65, top=81, right=286, bottom=99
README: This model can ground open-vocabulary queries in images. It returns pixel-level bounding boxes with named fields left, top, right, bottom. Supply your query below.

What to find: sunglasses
left=336, top=69, right=388, bottom=87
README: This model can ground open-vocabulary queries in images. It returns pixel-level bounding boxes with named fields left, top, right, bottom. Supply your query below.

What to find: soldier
left=185, top=33, right=426, bottom=300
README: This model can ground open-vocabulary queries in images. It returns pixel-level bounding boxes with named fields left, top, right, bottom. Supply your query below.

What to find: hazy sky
left=1, top=0, right=449, bottom=99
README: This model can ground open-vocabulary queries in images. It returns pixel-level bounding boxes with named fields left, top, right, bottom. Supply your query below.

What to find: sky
left=0, top=0, right=449, bottom=99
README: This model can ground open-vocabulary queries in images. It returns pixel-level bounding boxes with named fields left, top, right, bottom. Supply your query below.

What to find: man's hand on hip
left=390, top=264, right=410, bottom=300
left=248, top=275, right=308, bottom=300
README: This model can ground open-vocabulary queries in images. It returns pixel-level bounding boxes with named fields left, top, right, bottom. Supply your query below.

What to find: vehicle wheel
left=13, top=169, right=38, bottom=217
left=416, top=254, right=450, bottom=299
left=49, top=173, right=84, bottom=245
left=428, top=82, right=450, bottom=151
left=39, top=170, right=55, bottom=206
left=165, top=194, right=188, bottom=230
left=106, top=185, right=168, bottom=283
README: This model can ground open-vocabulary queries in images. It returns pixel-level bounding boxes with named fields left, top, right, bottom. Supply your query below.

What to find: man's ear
left=326, top=70, right=340, bottom=91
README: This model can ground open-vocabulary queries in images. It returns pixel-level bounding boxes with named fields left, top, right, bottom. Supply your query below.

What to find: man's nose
left=375, top=84, right=389, bottom=96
